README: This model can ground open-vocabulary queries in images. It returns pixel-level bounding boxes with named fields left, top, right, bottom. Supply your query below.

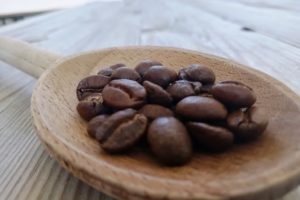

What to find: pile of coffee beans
left=76, top=60, right=268, bottom=166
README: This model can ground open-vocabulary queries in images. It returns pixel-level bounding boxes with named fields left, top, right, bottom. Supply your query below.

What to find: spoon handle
left=0, top=36, right=62, bottom=78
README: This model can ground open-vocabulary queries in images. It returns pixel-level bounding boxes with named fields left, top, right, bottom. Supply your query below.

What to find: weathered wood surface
left=0, top=0, right=104, bottom=17
left=0, top=0, right=299, bottom=199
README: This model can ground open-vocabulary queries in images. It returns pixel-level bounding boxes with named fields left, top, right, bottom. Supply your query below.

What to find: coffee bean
left=111, top=67, right=141, bottom=82
left=109, top=63, right=126, bottom=70
left=178, top=64, right=215, bottom=84
left=135, top=60, right=162, bottom=77
left=139, top=104, right=173, bottom=121
left=87, top=115, right=108, bottom=138
left=211, top=81, right=256, bottom=108
left=167, top=80, right=202, bottom=101
left=97, top=63, right=126, bottom=77
left=95, top=109, right=148, bottom=153
left=143, top=81, right=173, bottom=106
left=143, top=65, right=177, bottom=88
left=227, top=107, right=268, bottom=142
left=187, top=122, right=233, bottom=152
left=77, top=61, right=268, bottom=166
left=199, top=93, right=213, bottom=98
left=176, top=96, right=227, bottom=121
left=200, top=84, right=213, bottom=93
left=102, top=79, right=146, bottom=109
left=76, top=75, right=110, bottom=100
left=97, top=68, right=114, bottom=77
left=148, top=117, right=192, bottom=165
left=77, top=94, right=110, bottom=121
left=95, top=109, right=136, bottom=142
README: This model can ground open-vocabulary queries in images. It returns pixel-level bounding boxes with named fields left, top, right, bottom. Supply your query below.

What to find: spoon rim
left=31, top=46, right=300, bottom=200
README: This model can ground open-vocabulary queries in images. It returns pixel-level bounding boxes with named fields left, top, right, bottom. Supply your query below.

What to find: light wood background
left=0, top=0, right=111, bottom=17
left=0, top=0, right=300, bottom=199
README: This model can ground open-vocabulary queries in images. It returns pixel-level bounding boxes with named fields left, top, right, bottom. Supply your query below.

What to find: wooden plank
left=0, top=0, right=117, bottom=17
left=192, top=0, right=300, bottom=48
left=227, top=0, right=300, bottom=12
left=0, top=1, right=139, bottom=53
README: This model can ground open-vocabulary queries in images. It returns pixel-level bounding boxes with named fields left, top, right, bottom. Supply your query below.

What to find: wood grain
left=227, top=0, right=300, bottom=12
left=29, top=46, right=300, bottom=200
left=0, top=0, right=300, bottom=199
left=0, top=37, right=61, bottom=77
left=194, top=0, right=300, bottom=48
left=0, top=0, right=109, bottom=17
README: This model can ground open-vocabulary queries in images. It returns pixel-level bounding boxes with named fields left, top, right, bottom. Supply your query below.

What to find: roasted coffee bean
left=95, top=109, right=148, bottom=153
left=227, top=107, right=268, bottom=142
left=97, top=63, right=126, bottom=77
left=95, top=109, right=136, bottom=142
left=76, top=75, right=110, bottom=100
left=139, top=104, right=173, bottom=121
left=87, top=115, right=108, bottom=138
left=199, top=93, right=213, bottom=98
left=110, top=63, right=126, bottom=70
left=143, top=65, right=177, bottom=88
left=178, top=64, right=215, bottom=84
left=97, top=68, right=114, bottom=77
left=167, top=80, right=202, bottom=101
left=148, top=117, right=192, bottom=166
left=111, top=67, right=141, bottom=82
left=77, top=61, right=268, bottom=166
left=176, top=96, right=227, bottom=121
left=77, top=94, right=110, bottom=121
left=187, top=122, right=233, bottom=152
left=143, top=81, right=173, bottom=106
left=200, top=84, right=213, bottom=93
left=135, top=60, right=162, bottom=77
left=211, top=81, right=256, bottom=108
left=103, top=79, right=146, bottom=109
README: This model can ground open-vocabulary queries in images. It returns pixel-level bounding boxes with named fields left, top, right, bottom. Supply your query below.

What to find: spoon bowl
left=1, top=37, right=300, bottom=200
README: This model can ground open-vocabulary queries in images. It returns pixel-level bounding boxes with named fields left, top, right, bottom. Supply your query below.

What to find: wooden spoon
left=1, top=37, right=300, bottom=200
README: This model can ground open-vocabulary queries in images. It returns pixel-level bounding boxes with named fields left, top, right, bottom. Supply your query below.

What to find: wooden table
left=0, top=0, right=300, bottom=199
left=0, top=0, right=107, bottom=17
